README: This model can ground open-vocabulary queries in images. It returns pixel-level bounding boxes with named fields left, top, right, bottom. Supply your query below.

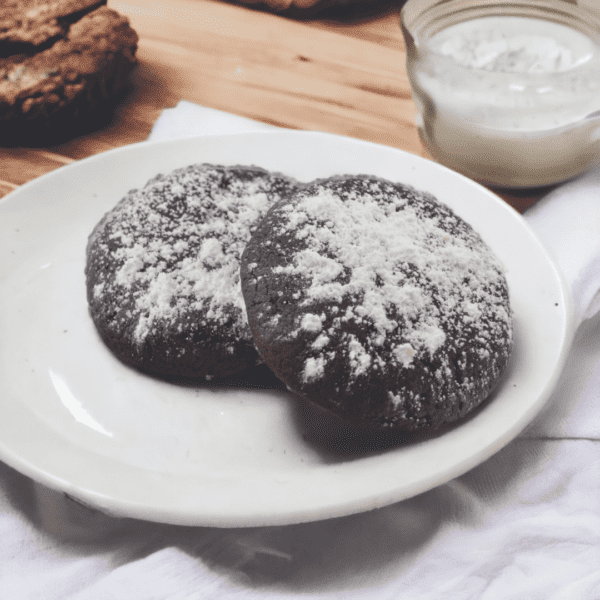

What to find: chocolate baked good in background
left=0, top=0, right=138, bottom=145
left=86, top=163, right=301, bottom=379
left=241, top=175, right=513, bottom=432
left=231, top=0, right=399, bottom=20
left=1, top=0, right=105, bottom=45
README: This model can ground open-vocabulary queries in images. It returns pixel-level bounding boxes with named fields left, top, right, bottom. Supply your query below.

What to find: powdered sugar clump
left=303, top=356, right=326, bottom=382
left=300, top=313, right=322, bottom=332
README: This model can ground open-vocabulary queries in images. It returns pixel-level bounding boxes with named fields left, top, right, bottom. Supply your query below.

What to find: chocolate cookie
left=86, top=163, right=300, bottom=379
left=0, top=0, right=105, bottom=46
left=0, top=1, right=138, bottom=145
left=241, top=175, right=513, bottom=432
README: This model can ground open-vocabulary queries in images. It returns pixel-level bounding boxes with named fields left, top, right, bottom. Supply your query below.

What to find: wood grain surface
left=0, top=0, right=556, bottom=212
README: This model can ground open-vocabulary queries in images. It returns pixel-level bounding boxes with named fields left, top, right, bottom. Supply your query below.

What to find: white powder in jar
left=422, top=16, right=599, bottom=129
left=409, top=15, right=600, bottom=185
left=430, top=16, right=595, bottom=74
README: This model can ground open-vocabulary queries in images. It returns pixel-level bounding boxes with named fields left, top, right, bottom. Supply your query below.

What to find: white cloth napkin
left=526, top=169, right=600, bottom=326
left=1, top=100, right=599, bottom=600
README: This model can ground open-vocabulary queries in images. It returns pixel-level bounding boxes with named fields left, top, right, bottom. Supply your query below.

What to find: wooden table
left=0, top=0, right=551, bottom=212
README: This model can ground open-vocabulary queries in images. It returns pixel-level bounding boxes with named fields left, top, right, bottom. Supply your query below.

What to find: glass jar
left=400, top=0, right=600, bottom=188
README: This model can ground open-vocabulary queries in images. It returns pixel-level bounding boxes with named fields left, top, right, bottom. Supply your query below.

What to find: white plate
left=0, top=131, right=572, bottom=527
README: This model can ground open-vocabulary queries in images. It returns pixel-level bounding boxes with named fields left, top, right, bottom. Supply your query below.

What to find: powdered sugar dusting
left=88, top=164, right=298, bottom=350
left=267, top=177, right=510, bottom=382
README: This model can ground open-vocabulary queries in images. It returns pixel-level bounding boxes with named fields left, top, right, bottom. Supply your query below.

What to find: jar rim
left=401, top=0, right=600, bottom=46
